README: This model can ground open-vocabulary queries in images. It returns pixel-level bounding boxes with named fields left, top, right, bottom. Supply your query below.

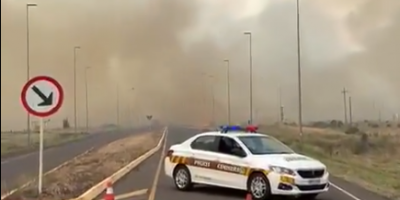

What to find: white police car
left=164, top=125, right=329, bottom=200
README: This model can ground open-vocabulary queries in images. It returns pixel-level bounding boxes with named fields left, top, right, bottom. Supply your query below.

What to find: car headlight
left=269, top=166, right=296, bottom=176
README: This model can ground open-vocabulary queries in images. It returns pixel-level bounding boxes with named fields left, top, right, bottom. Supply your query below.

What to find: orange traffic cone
left=245, top=193, right=252, bottom=200
left=104, top=180, right=115, bottom=200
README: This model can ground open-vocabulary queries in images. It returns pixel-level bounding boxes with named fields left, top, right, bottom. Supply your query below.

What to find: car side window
left=216, top=136, right=246, bottom=157
left=190, top=136, right=217, bottom=151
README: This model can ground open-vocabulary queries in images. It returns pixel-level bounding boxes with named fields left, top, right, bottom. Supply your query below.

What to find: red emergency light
left=245, top=125, right=258, bottom=133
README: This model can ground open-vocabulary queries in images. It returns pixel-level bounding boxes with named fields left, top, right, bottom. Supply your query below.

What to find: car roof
left=197, top=131, right=267, bottom=138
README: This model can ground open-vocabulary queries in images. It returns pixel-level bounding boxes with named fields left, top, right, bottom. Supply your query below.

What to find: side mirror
left=232, top=148, right=247, bottom=157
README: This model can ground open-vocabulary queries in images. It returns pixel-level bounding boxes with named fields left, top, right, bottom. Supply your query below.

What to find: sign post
left=21, top=76, right=64, bottom=194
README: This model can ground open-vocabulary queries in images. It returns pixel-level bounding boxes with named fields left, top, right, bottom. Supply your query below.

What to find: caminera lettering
left=217, top=163, right=242, bottom=173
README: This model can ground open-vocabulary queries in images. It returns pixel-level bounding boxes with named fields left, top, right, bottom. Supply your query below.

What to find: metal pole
left=244, top=32, right=253, bottom=124
left=224, top=60, right=231, bottom=124
left=130, top=87, right=135, bottom=125
left=349, top=96, right=353, bottom=125
left=210, top=76, right=215, bottom=125
left=84, top=67, right=90, bottom=132
left=342, top=87, right=348, bottom=124
left=38, top=117, right=44, bottom=194
left=116, top=84, right=120, bottom=126
left=296, top=0, right=303, bottom=136
left=26, top=3, right=37, bottom=145
left=73, top=46, right=80, bottom=133
left=279, top=86, right=283, bottom=122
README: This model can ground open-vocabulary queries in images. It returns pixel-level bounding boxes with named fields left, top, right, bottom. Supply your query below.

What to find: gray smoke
left=1, top=0, right=399, bottom=130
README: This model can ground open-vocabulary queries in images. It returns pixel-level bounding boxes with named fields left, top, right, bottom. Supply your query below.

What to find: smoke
left=1, top=0, right=399, bottom=130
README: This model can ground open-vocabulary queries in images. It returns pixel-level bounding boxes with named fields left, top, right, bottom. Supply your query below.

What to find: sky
left=1, top=0, right=400, bottom=130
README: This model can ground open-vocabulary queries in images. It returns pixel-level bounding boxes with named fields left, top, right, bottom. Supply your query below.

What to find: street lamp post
left=116, top=83, right=120, bottom=126
left=26, top=3, right=37, bottom=145
left=223, top=59, right=231, bottom=124
left=73, top=46, right=80, bottom=133
left=209, top=75, right=215, bottom=125
left=296, top=0, right=304, bottom=136
left=84, top=67, right=90, bottom=132
left=244, top=31, right=253, bottom=124
left=130, top=87, right=135, bottom=125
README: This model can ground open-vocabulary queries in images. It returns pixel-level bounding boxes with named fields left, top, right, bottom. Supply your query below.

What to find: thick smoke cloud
left=1, top=0, right=399, bottom=130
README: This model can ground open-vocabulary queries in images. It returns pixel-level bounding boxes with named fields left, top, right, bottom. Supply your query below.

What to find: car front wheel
left=173, top=165, right=193, bottom=191
left=247, top=173, right=272, bottom=200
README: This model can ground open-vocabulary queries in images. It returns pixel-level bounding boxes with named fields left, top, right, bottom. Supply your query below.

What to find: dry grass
left=1, top=130, right=89, bottom=157
left=260, top=124, right=400, bottom=200
left=3, top=131, right=162, bottom=200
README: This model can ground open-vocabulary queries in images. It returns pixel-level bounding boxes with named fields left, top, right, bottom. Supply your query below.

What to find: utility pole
left=224, top=59, right=231, bottom=124
left=279, top=87, right=284, bottom=123
left=341, top=87, right=349, bottom=124
left=296, top=0, right=303, bottom=136
left=348, top=96, right=353, bottom=125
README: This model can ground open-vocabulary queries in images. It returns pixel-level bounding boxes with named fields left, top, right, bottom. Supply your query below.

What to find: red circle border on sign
left=21, top=76, right=64, bottom=117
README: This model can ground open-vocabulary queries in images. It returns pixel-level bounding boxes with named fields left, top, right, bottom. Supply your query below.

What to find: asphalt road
left=110, top=126, right=390, bottom=200
left=0, top=126, right=150, bottom=193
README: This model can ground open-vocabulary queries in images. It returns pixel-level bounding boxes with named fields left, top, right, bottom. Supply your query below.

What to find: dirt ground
left=4, top=131, right=162, bottom=200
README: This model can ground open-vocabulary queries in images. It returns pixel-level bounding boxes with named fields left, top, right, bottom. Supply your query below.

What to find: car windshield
left=238, top=135, right=294, bottom=155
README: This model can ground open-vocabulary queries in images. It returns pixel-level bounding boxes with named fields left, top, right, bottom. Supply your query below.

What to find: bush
left=329, top=120, right=343, bottom=128
left=345, top=126, right=360, bottom=134
left=368, top=123, right=380, bottom=128
left=352, top=133, right=369, bottom=154
left=62, top=118, right=70, bottom=129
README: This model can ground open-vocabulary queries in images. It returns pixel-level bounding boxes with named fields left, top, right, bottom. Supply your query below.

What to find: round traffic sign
left=21, top=76, right=64, bottom=117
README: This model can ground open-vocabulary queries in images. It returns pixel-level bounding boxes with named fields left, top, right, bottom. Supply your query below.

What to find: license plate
left=308, top=179, right=320, bottom=184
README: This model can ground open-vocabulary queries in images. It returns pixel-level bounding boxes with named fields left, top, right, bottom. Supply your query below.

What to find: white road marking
left=330, top=182, right=362, bottom=200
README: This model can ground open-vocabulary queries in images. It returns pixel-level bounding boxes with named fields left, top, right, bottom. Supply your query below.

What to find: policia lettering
left=169, top=155, right=269, bottom=176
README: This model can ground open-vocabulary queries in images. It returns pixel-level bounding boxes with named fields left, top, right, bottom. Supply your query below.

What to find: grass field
left=1, top=130, right=89, bottom=157
left=260, top=124, right=400, bottom=200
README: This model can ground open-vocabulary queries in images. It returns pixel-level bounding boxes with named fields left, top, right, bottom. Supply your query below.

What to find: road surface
left=110, top=126, right=389, bottom=200
left=1, top=126, right=150, bottom=193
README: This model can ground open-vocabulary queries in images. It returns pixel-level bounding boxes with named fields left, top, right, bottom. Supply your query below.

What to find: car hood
left=252, top=153, right=326, bottom=170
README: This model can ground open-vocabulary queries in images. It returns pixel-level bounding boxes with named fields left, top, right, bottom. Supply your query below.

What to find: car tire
left=298, top=193, right=319, bottom=199
left=173, top=165, right=193, bottom=191
left=247, top=172, right=272, bottom=200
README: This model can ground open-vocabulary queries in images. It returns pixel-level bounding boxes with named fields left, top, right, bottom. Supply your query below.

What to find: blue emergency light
left=219, top=125, right=243, bottom=133
left=219, top=125, right=258, bottom=133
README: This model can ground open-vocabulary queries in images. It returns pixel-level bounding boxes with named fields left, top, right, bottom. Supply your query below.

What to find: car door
left=214, top=136, right=249, bottom=190
left=189, top=135, right=221, bottom=184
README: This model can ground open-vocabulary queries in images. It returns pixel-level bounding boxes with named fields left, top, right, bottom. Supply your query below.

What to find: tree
left=62, top=118, right=70, bottom=129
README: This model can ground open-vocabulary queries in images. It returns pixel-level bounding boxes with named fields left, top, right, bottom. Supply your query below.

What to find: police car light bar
left=219, top=125, right=258, bottom=133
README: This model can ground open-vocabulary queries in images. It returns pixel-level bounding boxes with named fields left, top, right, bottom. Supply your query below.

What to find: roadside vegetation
left=1, top=118, right=89, bottom=158
left=1, top=131, right=89, bottom=158
left=260, top=122, right=400, bottom=200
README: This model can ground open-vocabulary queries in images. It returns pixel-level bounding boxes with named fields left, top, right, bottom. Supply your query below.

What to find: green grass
left=1, top=131, right=88, bottom=157
left=260, top=125, right=400, bottom=199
